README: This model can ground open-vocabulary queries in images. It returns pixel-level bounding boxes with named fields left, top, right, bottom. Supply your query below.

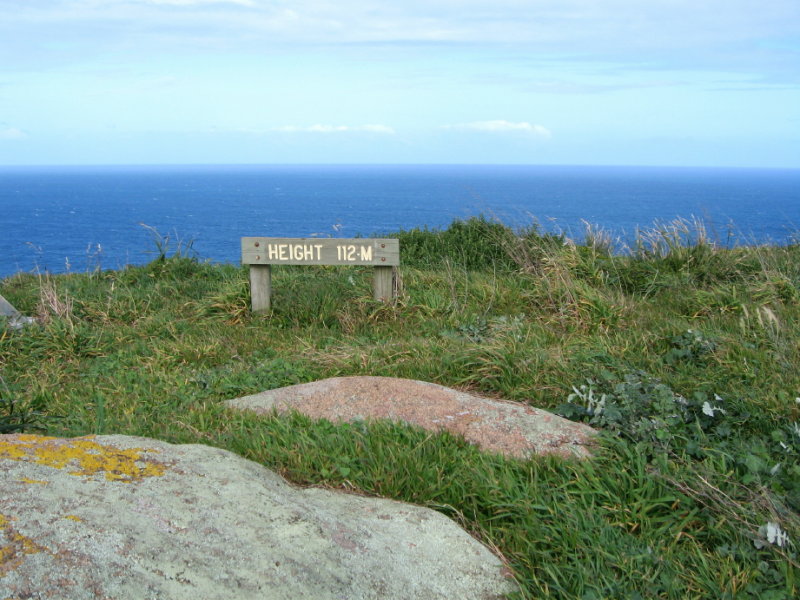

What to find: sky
left=0, top=0, right=798, bottom=167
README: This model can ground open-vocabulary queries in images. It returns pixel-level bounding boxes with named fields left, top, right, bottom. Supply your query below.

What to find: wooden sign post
left=241, top=237, right=400, bottom=313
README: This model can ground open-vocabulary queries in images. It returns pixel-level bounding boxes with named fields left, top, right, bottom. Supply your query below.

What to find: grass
left=1, top=216, right=799, bottom=598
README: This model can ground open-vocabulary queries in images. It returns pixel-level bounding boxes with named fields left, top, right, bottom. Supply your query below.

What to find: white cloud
left=0, top=127, right=27, bottom=140
left=10, top=1, right=798, bottom=47
left=4, top=1, right=797, bottom=81
left=447, top=121, right=551, bottom=138
left=141, top=0, right=256, bottom=6
left=272, top=124, right=396, bottom=134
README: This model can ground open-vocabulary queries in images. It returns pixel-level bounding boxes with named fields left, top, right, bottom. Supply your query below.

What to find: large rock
left=0, top=434, right=516, bottom=600
left=227, top=376, right=595, bottom=459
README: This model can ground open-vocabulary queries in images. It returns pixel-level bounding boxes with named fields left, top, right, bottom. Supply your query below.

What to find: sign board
left=242, top=238, right=399, bottom=267
left=241, top=238, right=400, bottom=313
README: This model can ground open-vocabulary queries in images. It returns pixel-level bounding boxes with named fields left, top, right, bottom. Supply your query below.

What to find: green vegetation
left=2, top=216, right=799, bottom=598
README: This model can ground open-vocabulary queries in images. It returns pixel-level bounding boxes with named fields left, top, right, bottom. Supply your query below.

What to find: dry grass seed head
left=35, top=278, right=74, bottom=326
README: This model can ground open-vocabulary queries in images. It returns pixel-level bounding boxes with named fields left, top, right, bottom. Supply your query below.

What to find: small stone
left=0, top=294, right=35, bottom=330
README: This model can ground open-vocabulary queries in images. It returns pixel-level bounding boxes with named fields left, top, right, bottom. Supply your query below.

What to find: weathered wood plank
left=249, top=264, right=271, bottom=313
left=373, top=266, right=395, bottom=302
left=241, top=238, right=400, bottom=267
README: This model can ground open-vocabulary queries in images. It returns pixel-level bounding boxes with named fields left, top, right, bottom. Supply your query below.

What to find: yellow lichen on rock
left=0, top=434, right=166, bottom=482
left=0, top=436, right=28, bottom=461
left=0, top=513, right=47, bottom=575
left=18, top=477, right=48, bottom=485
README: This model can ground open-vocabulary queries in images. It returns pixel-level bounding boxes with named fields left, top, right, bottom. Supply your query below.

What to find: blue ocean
left=1, top=164, right=798, bottom=278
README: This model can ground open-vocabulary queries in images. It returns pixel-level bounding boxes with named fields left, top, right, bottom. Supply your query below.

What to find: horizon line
left=1, top=162, right=798, bottom=171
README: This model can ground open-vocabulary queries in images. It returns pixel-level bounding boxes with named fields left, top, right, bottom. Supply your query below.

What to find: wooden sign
left=241, top=237, right=400, bottom=313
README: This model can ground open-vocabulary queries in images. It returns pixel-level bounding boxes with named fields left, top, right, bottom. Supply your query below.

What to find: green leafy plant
left=664, top=329, right=718, bottom=366
left=557, top=372, right=704, bottom=450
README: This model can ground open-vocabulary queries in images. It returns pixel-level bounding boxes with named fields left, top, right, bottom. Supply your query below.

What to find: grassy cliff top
left=2, top=216, right=799, bottom=598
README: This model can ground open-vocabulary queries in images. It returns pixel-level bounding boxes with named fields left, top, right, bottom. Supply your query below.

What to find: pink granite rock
left=227, top=376, right=595, bottom=459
